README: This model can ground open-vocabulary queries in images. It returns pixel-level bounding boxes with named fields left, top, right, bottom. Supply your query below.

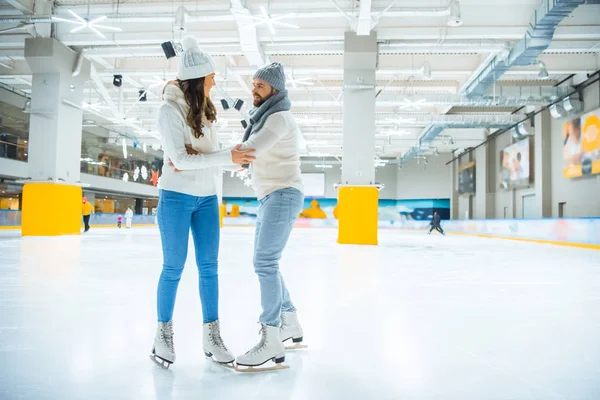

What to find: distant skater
left=125, top=207, right=134, bottom=229
left=428, top=211, right=445, bottom=235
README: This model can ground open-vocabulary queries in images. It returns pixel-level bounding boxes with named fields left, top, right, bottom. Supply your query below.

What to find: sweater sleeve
left=157, top=104, right=232, bottom=171
left=238, top=113, right=287, bottom=158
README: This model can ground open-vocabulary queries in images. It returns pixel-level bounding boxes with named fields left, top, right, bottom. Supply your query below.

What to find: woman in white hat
left=150, top=35, right=255, bottom=369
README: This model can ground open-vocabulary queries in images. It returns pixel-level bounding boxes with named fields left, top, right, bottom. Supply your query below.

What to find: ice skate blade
left=234, top=363, right=290, bottom=373
left=285, top=343, right=308, bottom=350
left=149, top=354, right=172, bottom=370
left=205, top=355, right=235, bottom=369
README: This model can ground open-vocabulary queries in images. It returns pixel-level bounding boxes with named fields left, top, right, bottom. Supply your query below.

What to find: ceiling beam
left=4, top=0, right=34, bottom=15
left=355, top=0, right=372, bottom=36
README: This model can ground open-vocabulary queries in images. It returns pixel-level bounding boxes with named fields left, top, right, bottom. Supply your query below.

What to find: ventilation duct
left=549, top=102, right=568, bottom=118
left=463, top=0, right=596, bottom=98
left=563, top=95, right=583, bottom=113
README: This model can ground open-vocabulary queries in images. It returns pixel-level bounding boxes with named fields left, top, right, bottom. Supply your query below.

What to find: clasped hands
left=168, top=144, right=255, bottom=172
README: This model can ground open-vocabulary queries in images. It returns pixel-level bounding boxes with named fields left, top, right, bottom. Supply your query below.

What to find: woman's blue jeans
left=156, top=189, right=220, bottom=324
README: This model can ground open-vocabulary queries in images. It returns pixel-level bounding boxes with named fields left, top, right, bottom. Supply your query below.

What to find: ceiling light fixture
left=537, top=61, right=550, bottom=80
left=52, top=9, right=122, bottom=39
left=287, top=74, right=314, bottom=89
left=447, top=0, right=463, bottom=27
left=239, top=5, right=299, bottom=34
left=397, top=98, right=427, bottom=111
left=384, top=117, right=417, bottom=125
left=422, top=62, right=432, bottom=80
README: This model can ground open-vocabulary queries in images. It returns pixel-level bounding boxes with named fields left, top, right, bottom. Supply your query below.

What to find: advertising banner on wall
left=458, top=162, right=476, bottom=194
left=563, top=108, right=600, bottom=178
left=499, top=138, right=531, bottom=189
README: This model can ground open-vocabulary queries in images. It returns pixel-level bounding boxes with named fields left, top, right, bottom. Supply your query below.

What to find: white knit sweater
left=156, top=84, right=232, bottom=197
left=239, top=111, right=303, bottom=199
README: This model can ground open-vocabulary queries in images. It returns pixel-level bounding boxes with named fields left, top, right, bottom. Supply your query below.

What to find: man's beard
left=253, top=95, right=265, bottom=107
left=252, top=88, right=275, bottom=107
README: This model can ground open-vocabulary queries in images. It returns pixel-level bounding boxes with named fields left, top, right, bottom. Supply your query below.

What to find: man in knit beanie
left=234, top=63, right=306, bottom=371
left=251, top=62, right=287, bottom=106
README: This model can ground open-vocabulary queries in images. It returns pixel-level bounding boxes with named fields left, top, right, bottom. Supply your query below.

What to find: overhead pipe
left=463, top=0, right=598, bottom=98
left=0, top=2, right=456, bottom=26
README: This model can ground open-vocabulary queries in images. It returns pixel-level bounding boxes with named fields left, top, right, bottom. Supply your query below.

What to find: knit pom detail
left=181, top=36, right=200, bottom=52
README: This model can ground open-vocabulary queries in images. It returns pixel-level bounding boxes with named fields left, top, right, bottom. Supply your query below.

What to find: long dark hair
left=173, top=77, right=217, bottom=138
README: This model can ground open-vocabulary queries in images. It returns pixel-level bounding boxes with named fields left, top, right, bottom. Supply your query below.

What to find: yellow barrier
left=337, top=186, right=379, bottom=245
left=22, top=183, right=82, bottom=236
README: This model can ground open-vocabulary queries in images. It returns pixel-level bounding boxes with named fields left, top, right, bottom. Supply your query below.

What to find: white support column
left=22, top=38, right=90, bottom=236
left=341, top=31, right=377, bottom=186
left=535, top=109, right=552, bottom=218
left=337, top=31, right=378, bottom=245
left=450, top=160, right=459, bottom=219
left=475, top=144, right=487, bottom=219
left=25, top=38, right=90, bottom=183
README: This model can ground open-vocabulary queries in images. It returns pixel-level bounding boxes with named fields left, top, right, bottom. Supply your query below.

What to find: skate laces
left=161, top=322, right=174, bottom=353
left=246, top=325, right=268, bottom=356
left=209, top=322, right=230, bottom=353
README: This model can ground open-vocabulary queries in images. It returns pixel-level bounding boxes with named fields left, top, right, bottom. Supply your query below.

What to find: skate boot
left=150, top=321, right=175, bottom=369
left=203, top=320, right=235, bottom=367
left=235, top=324, right=289, bottom=372
left=280, top=311, right=307, bottom=350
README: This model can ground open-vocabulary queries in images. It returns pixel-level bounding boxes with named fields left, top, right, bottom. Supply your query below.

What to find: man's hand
left=231, top=144, right=256, bottom=165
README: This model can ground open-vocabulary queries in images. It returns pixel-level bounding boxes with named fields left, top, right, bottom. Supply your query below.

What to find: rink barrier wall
left=0, top=211, right=156, bottom=229
left=221, top=216, right=600, bottom=249
left=1, top=210, right=598, bottom=249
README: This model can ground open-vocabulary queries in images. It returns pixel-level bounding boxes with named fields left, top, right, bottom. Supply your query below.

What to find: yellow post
left=21, top=183, right=82, bottom=236
left=337, top=186, right=378, bottom=245
left=219, top=204, right=226, bottom=228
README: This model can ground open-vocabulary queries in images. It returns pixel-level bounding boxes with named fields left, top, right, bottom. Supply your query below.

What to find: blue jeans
left=156, top=190, right=220, bottom=324
left=254, top=187, right=304, bottom=327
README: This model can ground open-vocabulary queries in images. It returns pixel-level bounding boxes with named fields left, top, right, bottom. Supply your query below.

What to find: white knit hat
left=177, top=36, right=216, bottom=81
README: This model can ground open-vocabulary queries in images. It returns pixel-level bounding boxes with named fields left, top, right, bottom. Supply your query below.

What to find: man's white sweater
left=240, top=111, right=304, bottom=200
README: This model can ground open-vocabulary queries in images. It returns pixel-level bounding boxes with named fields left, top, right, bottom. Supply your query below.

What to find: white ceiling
left=1, top=0, right=599, bottom=160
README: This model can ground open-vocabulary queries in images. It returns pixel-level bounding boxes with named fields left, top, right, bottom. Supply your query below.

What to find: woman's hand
left=168, top=145, right=198, bottom=171
left=231, top=144, right=256, bottom=165
left=185, top=145, right=198, bottom=155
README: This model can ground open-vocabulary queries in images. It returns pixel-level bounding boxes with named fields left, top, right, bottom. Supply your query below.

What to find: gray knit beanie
left=253, top=62, right=286, bottom=91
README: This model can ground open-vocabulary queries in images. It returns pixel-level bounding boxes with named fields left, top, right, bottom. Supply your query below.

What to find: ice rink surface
left=1, top=226, right=599, bottom=400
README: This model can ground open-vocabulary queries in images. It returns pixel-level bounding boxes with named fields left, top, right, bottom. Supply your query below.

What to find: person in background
left=82, top=197, right=94, bottom=232
left=117, top=215, right=122, bottom=229
left=125, top=207, right=134, bottom=229
left=428, top=211, right=445, bottom=235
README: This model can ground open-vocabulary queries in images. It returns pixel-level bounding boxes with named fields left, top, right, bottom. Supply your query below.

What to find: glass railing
left=0, top=139, right=28, bottom=162
left=80, top=160, right=161, bottom=187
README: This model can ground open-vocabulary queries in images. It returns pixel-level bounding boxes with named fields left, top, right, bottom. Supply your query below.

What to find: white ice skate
left=235, top=324, right=289, bottom=372
left=280, top=312, right=307, bottom=350
left=150, top=321, right=175, bottom=369
left=203, top=320, right=235, bottom=368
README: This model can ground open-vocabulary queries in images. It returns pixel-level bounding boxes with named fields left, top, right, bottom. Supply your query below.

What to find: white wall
left=550, top=81, right=600, bottom=217
left=450, top=79, right=600, bottom=220
left=222, top=171, right=256, bottom=198
left=397, top=154, right=452, bottom=200
left=81, top=174, right=159, bottom=197
left=222, top=163, right=402, bottom=199
left=0, top=158, right=28, bottom=179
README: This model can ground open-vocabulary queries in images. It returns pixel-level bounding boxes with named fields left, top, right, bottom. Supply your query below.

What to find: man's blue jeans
left=156, top=189, right=220, bottom=324
left=254, top=187, right=304, bottom=327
